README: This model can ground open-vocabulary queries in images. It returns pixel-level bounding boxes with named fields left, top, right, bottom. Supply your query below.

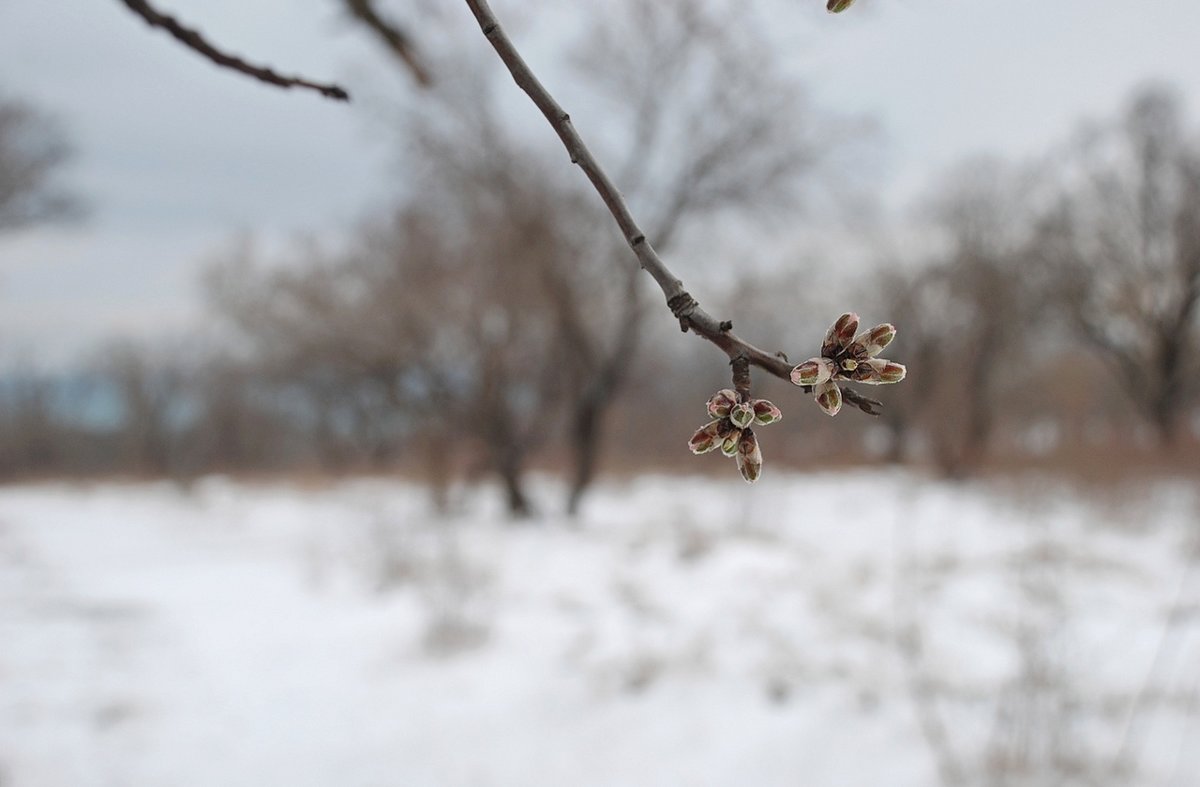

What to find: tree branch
left=843, top=387, right=883, bottom=416
left=462, top=0, right=822, bottom=395
left=342, top=0, right=432, bottom=88
left=118, top=0, right=350, bottom=101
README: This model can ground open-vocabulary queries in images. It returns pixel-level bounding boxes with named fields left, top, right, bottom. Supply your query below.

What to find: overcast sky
left=2, top=0, right=1199, bottom=364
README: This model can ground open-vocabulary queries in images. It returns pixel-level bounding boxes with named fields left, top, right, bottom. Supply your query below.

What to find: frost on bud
left=688, top=420, right=724, bottom=455
left=729, top=402, right=755, bottom=430
left=706, top=389, right=738, bottom=420
left=827, top=0, right=856, bottom=12
left=790, top=357, right=834, bottom=387
left=821, top=312, right=860, bottom=357
left=736, top=430, right=763, bottom=484
left=850, top=323, right=896, bottom=359
left=721, top=429, right=743, bottom=457
left=752, top=399, right=782, bottom=426
left=814, top=380, right=843, bottom=417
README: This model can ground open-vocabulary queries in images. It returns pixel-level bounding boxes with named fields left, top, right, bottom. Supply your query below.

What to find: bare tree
left=0, top=93, right=78, bottom=232
left=878, top=157, right=1046, bottom=477
left=94, top=342, right=189, bottom=476
left=208, top=183, right=583, bottom=516
left=1039, top=85, right=1200, bottom=445
left=0, top=364, right=62, bottom=478
left=206, top=235, right=437, bottom=476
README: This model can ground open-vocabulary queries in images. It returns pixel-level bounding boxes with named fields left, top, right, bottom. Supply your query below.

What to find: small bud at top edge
left=822, top=312, right=860, bottom=356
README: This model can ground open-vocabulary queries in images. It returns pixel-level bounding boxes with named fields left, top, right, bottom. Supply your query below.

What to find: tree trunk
left=499, top=452, right=533, bottom=518
left=564, top=276, right=642, bottom=517
left=1150, top=393, right=1179, bottom=448
left=566, top=395, right=602, bottom=517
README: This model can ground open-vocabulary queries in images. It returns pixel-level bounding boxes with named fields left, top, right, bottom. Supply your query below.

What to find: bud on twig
left=736, top=429, right=763, bottom=483
left=730, top=402, right=755, bottom=430
left=821, top=312, right=860, bottom=358
left=792, top=313, right=907, bottom=417
left=689, top=389, right=780, bottom=482
left=721, top=429, right=743, bottom=457
left=849, top=323, right=896, bottom=359
left=814, top=380, right=843, bottom=417
left=752, top=399, right=783, bottom=426
left=706, top=389, right=738, bottom=420
left=790, top=357, right=834, bottom=387
left=826, top=0, right=857, bottom=13
left=857, top=358, right=907, bottom=384
left=688, top=420, right=724, bottom=455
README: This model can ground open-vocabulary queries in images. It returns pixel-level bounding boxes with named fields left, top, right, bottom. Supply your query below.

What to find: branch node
left=667, top=292, right=698, bottom=334
left=666, top=292, right=696, bottom=316
left=719, top=320, right=733, bottom=332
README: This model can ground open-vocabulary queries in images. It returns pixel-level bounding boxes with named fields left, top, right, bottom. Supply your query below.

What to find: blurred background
left=1, top=1, right=1198, bottom=785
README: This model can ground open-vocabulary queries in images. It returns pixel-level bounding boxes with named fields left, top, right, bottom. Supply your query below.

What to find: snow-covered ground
left=1, top=472, right=1197, bottom=787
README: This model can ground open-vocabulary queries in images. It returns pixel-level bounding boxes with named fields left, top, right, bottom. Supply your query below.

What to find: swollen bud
left=721, top=429, right=743, bottom=457
left=827, top=0, right=856, bottom=12
left=875, top=360, right=906, bottom=384
left=736, top=430, right=763, bottom=483
left=688, top=420, right=724, bottom=455
left=752, top=399, right=783, bottom=426
left=851, top=323, right=896, bottom=358
left=790, top=357, right=834, bottom=387
left=821, top=312, right=860, bottom=356
left=855, top=358, right=906, bottom=384
left=729, top=402, right=755, bottom=430
left=706, top=389, right=738, bottom=420
left=814, top=380, right=843, bottom=417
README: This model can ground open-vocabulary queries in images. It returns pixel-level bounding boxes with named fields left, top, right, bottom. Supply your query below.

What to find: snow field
left=1, top=472, right=1197, bottom=786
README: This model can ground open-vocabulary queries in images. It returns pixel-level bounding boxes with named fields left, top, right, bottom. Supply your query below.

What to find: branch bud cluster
left=688, top=313, right=907, bottom=482
left=789, top=313, right=906, bottom=416
left=689, top=389, right=781, bottom=483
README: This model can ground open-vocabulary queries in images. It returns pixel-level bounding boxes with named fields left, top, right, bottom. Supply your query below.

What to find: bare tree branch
left=342, top=0, right=432, bottom=88
left=0, top=98, right=81, bottom=230
left=118, top=0, right=350, bottom=101
left=462, top=0, right=853, bottom=401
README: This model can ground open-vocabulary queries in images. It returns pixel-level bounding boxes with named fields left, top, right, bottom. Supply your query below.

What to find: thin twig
left=843, top=387, right=883, bottom=415
left=731, top=354, right=752, bottom=401
left=342, top=0, right=432, bottom=87
left=119, top=0, right=350, bottom=101
left=463, top=0, right=855, bottom=400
